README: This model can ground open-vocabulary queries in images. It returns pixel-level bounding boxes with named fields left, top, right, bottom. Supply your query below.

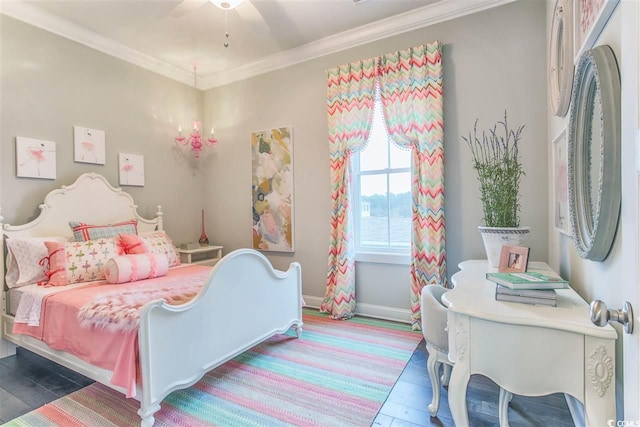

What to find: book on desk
left=485, top=271, right=569, bottom=290
left=494, top=285, right=558, bottom=306
left=487, top=270, right=569, bottom=307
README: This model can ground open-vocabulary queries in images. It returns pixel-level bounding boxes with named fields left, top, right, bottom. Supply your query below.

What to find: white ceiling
left=1, top=0, right=513, bottom=89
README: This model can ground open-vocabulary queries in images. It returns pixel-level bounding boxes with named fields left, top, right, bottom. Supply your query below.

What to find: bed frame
left=0, top=173, right=303, bottom=426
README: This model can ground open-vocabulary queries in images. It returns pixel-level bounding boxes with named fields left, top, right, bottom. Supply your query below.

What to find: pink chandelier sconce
left=175, top=121, right=217, bottom=159
left=174, top=63, right=218, bottom=159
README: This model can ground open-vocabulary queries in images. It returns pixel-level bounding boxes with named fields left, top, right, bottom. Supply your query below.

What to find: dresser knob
left=590, top=300, right=634, bottom=334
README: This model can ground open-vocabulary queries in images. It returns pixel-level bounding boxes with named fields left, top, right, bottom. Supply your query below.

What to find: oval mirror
left=549, top=0, right=574, bottom=117
left=567, top=45, right=621, bottom=261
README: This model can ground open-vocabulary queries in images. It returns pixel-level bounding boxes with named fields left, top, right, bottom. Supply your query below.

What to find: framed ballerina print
left=118, top=153, right=145, bottom=186
left=16, top=137, right=56, bottom=179
left=74, top=126, right=106, bottom=165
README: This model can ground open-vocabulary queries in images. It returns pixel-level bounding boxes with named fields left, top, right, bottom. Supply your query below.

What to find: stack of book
left=486, top=271, right=569, bottom=307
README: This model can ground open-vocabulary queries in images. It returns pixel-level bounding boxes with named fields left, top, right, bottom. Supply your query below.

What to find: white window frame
left=352, top=99, right=411, bottom=265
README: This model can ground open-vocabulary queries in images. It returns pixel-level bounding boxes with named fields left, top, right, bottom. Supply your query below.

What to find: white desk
left=443, top=260, right=618, bottom=427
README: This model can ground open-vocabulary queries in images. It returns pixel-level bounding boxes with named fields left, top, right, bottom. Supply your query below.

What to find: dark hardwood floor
left=0, top=340, right=574, bottom=426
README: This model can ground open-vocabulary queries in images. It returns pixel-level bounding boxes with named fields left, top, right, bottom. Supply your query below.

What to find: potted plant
left=463, top=111, right=529, bottom=267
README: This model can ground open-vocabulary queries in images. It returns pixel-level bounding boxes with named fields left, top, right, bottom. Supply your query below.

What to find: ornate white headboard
left=1, top=173, right=163, bottom=288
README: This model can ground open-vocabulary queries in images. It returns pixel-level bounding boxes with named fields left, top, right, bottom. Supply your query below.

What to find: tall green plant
left=463, top=112, right=525, bottom=228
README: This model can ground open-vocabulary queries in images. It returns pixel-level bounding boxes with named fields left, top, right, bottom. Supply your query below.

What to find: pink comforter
left=13, top=264, right=211, bottom=398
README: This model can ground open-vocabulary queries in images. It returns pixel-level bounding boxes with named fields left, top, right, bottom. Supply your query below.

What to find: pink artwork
left=575, top=0, right=619, bottom=60
left=16, top=137, right=56, bottom=179
left=74, top=126, right=106, bottom=164
left=118, top=153, right=144, bottom=186
left=579, top=0, right=605, bottom=36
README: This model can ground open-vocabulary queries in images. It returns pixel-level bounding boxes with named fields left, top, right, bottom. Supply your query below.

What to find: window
left=353, top=96, right=411, bottom=257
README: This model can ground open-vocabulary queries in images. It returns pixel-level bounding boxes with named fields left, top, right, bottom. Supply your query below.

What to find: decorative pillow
left=104, top=253, right=169, bottom=284
left=69, top=219, right=138, bottom=242
left=5, top=237, right=65, bottom=288
left=40, top=238, right=120, bottom=286
left=119, top=231, right=181, bottom=267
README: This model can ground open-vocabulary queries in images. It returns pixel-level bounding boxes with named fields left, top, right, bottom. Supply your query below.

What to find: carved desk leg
left=584, top=337, right=616, bottom=426
left=448, top=313, right=471, bottom=427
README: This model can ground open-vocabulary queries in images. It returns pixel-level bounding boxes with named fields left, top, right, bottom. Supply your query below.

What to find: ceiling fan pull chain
left=224, top=11, right=230, bottom=48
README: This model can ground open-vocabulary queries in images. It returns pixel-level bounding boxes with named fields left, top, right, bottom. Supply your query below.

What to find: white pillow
left=5, top=237, right=64, bottom=288
left=104, top=253, right=169, bottom=284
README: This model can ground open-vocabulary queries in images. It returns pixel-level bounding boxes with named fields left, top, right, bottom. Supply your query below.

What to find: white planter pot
left=478, top=226, right=530, bottom=268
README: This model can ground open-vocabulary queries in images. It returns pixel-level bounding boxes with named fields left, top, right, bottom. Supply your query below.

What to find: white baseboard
left=0, top=338, right=17, bottom=359
left=302, top=295, right=412, bottom=324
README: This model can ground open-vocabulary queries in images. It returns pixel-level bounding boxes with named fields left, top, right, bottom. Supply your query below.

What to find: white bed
left=0, top=172, right=303, bottom=426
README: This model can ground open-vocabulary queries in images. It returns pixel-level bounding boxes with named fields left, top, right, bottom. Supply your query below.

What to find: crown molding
left=2, top=0, right=515, bottom=90
left=201, top=0, right=516, bottom=89
left=1, top=1, right=195, bottom=86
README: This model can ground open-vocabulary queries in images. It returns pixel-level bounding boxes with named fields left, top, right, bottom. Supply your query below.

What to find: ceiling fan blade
left=169, top=0, right=208, bottom=18
left=235, top=0, right=272, bottom=35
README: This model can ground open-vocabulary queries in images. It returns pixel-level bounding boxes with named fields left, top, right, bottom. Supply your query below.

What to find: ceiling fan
left=169, top=0, right=270, bottom=37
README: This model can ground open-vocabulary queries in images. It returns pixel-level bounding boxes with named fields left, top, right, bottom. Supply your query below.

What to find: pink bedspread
left=13, top=264, right=211, bottom=398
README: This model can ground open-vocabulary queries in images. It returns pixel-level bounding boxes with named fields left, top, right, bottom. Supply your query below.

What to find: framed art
left=74, top=126, right=106, bottom=165
left=552, top=129, right=570, bottom=235
left=251, top=126, right=294, bottom=252
left=16, top=137, right=56, bottom=179
left=498, top=245, right=530, bottom=273
left=118, top=153, right=145, bottom=186
left=574, top=0, right=620, bottom=62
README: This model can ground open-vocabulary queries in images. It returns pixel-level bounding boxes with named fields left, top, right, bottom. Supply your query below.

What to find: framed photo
left=552, top=129, right=570, bottom=235
left=574, top=0, right=620, bottom=62
left=16, top=137, right=56, bottom=180
left=118, top=153, right=144, bottom=186
left=499, top=245, right=530, bottom=273
left=74, top=126, right=106, bottom=165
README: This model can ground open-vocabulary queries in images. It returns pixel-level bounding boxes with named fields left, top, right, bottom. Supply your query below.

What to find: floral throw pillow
left=40, top=238, right=121, bottom=286
left=119, top=231, right=180, bottom=267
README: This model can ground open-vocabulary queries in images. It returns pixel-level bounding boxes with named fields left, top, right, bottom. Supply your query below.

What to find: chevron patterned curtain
left=378, top=41, right=447, bottom=330
left=321, top=59, right=377, bottom=319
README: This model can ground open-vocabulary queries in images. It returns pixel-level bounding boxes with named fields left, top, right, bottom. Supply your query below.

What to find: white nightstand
left=178, top=245, right=223, bottom=266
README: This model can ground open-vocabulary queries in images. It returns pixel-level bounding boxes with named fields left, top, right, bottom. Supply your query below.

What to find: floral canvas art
left=74, top=126, right=106, bottom=164
left=16, top=137, right=56, bottom=179
left=251, top=127, right=294, bottom=252
left=118, top=153, right=144, bottom=186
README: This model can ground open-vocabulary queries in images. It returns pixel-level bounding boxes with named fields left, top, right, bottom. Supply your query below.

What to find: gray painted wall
left=202, top=0, right=548, bottom=315
left=1, top=0, right=548, bottom=318
left=0, top=15, right=208, bottom=242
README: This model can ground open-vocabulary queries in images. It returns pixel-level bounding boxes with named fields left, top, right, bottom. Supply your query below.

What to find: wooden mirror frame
left=567, top=45, right=621, bottom=261
left=549, top=0, right=574, bottom=117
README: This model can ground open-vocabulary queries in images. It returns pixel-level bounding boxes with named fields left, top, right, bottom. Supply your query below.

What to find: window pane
left=390, top=140, right=411, bottom=169
left=359, top=174, right=388, bottom=246
left=360, top=100, right=388, bottom=171
left=389, top=172, right=411, bottom=247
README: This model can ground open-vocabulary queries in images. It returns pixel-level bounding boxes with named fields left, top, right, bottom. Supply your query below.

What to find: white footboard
left=136, top=248, right=303, bottom=426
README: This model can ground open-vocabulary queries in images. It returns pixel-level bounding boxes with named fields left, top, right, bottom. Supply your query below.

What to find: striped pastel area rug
left=6, top=309, right=422, bottom=427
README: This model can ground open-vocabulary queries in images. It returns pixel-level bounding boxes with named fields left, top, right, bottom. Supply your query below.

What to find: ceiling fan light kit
left=210, top=0, right=245, bottom=10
